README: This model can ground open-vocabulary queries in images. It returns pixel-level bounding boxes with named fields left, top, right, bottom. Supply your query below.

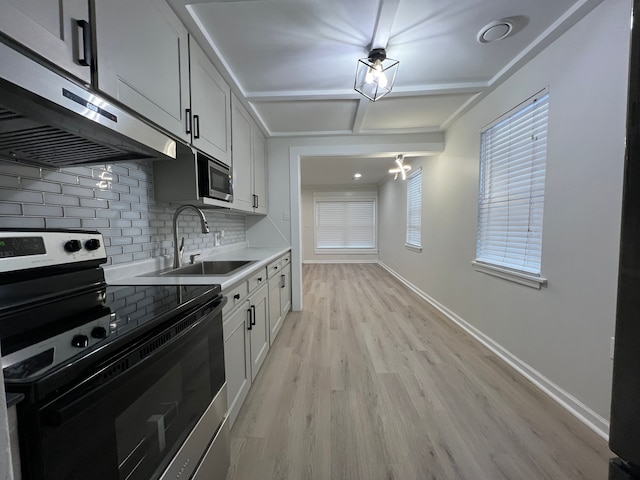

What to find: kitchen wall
left=301, top=185, right=380, bottom=263
left=378, top=0, right=630, bottom=435
left=0, top=160, right=246, bottom=266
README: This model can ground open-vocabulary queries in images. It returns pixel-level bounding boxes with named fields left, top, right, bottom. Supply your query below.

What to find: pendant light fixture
left=389, top=154, right=411, bottom=180
left=354, top=48, right=399, bottom=102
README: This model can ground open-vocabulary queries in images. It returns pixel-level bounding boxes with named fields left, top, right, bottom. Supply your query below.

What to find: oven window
left=115, top=339, right=211, bottom=480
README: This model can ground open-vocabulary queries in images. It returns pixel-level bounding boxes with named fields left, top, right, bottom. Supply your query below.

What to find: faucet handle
left=189, top=254, right=201, bottom=264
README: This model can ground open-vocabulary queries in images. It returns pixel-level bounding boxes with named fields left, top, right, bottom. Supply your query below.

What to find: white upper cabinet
left=0, top=0, right=92, bottom=83
left=231, top=94, right=254, bottom=212
left=252, top=128, right=267, bottom=214
left=189, top=37, right=231, bottom=165
left=231, top=93, right=268, bottom=214
left=93, top=0, right=190, bottom=142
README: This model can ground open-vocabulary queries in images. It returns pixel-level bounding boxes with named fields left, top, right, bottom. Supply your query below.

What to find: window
left=314, top=193, right=377, bottom=253
left=473, top=89, right=549, bottom=288
left=406, top=168, right=422, bottom=251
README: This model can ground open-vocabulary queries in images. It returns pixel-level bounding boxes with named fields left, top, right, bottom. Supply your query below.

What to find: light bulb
left=377, top=72, right=388, bottom=88
left=365, top=68, right=374, bottom=84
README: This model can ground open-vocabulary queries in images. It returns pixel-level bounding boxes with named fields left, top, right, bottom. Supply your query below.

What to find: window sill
left=405, top=243, right=422, bottom=253
left=471, top=260, right=547, bottom=289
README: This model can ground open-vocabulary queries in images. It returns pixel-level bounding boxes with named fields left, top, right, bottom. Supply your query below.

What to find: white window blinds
left=314, top=198, right=376, bottom=250
left=406, top=168, right=422, bottom=248
left=476, top=90, right=549, bottom=275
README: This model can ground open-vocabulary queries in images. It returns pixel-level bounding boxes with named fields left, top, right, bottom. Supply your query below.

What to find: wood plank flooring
left=226, top=263, right=611, bottom=480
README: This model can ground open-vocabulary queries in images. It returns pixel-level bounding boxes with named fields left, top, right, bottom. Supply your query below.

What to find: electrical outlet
left=610, top=336, right=615, bottom=360
left=283, top=211, right=290, bottom=221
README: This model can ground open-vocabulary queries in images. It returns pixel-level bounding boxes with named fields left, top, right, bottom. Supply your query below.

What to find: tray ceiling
left=176, top=0, right=602, bottom=138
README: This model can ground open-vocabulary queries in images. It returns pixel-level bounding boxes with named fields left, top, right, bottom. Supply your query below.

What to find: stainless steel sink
left=151, top=260, right=255, bottom=276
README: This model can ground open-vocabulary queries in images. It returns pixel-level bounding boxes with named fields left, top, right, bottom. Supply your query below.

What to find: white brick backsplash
left=0, top=217, right=45, bottom=228
left=23, top=205, right=64, bottom=217
left=0, top=159, right=246, bottom=265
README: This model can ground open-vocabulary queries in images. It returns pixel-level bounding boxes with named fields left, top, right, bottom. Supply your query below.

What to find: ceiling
left=170, top=0, right=602, bottom=185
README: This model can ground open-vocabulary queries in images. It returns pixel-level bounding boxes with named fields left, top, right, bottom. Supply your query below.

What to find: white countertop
left=106, top=245, right=290, bottom=291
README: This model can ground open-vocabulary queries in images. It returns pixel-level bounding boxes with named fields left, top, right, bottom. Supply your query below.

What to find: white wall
left=301, top=185, right=380, bottom=263
left=379, top=0, right=630, bottom=433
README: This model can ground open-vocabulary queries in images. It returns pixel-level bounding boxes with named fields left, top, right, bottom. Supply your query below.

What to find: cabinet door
left=268, top=275, right=282, bottom=346
left=252, top=127, right=268, bottom=214
left=189, top=38, right=231, bottom=166
left=223, top=302, right=251, bottom=428
left=0, top=0, right=91, bottom=83
left=93, top=0, right=190, bottom=141
left=280, top=263, right=292, bottom=317
left=231, top=94, right=254, bottom=212
left=249, top=284, right=269, bottom=381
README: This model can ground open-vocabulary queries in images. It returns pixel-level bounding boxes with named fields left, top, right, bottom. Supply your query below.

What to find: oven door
left=23, top=295, right=226, bottom=480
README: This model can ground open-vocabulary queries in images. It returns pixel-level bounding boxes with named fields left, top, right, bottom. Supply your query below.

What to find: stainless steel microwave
left=197, top=153, right=233, bottom=202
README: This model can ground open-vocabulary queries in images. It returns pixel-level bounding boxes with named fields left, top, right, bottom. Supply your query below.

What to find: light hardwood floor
left=227, top=263, right=611, bottom=480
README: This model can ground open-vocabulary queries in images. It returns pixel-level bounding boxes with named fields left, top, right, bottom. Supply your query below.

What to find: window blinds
left=315, top=199, right=376, bottom=249
left=406, top=168, right=422, bottom=247
left=476, top=91, right=549, bottom=275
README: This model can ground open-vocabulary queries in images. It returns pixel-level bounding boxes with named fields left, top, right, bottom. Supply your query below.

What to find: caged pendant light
left=354, top=48, right=399, bottom=102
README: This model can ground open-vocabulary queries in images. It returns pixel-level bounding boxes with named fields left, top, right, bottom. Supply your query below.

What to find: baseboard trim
left=378, top=261, right=610, bottom=441
left=303, top=259, right=379, bottom=264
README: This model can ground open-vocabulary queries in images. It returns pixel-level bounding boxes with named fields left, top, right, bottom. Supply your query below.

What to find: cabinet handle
left=257, top=277, right=262, bottom=282
left=185, top=109, right=192, bottom=134
left=280, top=274, right=286, bottom=289
left=247, top=308, right=252, bottom=330
left=193, top=114, right=200, bottom=139
left=234, top=293, right=241, bottom=300
left=274, top=265, right=278, bottom=270
left=76, top=20, right=92, bottom=67
left=251, top=305, right=256, bottom=326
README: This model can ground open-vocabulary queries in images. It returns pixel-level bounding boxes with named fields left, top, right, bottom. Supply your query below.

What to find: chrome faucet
left=172, top=205, right=209, bottom=268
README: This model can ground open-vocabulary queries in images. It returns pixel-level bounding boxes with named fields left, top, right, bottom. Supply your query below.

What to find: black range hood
left=0, top=41, right=177, bottom=168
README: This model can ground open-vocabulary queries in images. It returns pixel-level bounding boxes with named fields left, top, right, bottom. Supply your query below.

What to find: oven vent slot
left=139, top=332, right=172, bottom=359
left=99, top=358, right=130, bottom=383
left=174, top=316, right=198, bottom=335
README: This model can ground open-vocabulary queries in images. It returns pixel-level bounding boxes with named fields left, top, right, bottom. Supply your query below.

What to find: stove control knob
left=71, top=334, right=89, bottom=348
left=91, top=326, right=107, bottom=339
left=85, top=238, right=101, bottom=251
left=64, top=239, right=82, bottom=253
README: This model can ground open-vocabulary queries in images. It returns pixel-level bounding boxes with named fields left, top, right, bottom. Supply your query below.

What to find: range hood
left=0, top=41, right=177, bottom=168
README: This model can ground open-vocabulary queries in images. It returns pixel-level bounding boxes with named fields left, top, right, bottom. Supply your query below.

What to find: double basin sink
left=149, top=260, right=256, bottom=277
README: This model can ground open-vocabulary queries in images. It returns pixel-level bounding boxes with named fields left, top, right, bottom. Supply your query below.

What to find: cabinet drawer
left=281, top=253, right=291, bottom=266
left=247, top=268, right=267, bottom=293
left=223, top=282, right=248, bottom=317
left=267, top=259, right=282, bottom=279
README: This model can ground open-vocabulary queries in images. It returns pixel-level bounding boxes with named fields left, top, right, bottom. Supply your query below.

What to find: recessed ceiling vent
left=477, top=20, right=514, bottom=43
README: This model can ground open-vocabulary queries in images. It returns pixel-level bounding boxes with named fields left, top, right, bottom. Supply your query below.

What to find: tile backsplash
left=0, top=159, right=246, bottom=265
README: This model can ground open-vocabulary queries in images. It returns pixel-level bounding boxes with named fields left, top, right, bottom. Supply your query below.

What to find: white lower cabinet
left=223, top=301, right=251, bottom=428
left=223, top=268, right=270, bottom=427
left=267, top=253, right=291, bottom=345
left=248, top=283, right=269, bottom=381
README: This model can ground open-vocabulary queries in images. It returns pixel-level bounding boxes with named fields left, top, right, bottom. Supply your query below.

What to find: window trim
left=312, top=191, right=378, bottom=255
left=474, top=88, right=549, bottom=287
left=471, top=260, right=547, bottom=289
left=405, top=167, right=422, bottom=252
